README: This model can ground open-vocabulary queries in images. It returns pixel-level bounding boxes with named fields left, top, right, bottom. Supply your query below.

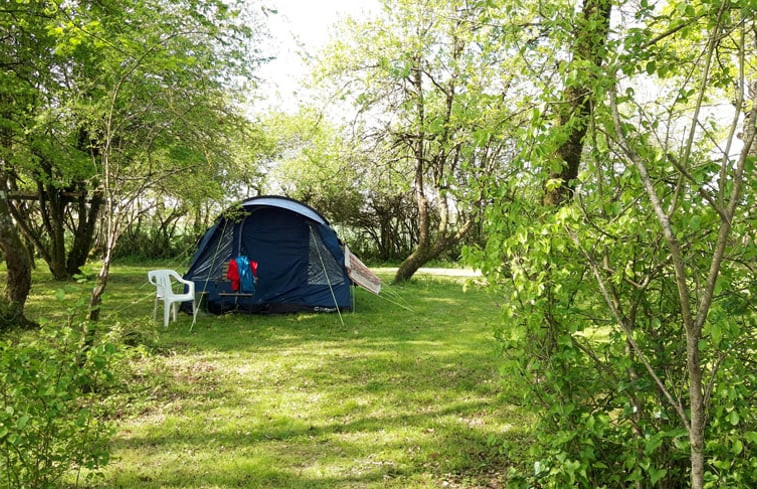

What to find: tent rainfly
left=182, top=196, right=380, bottom=314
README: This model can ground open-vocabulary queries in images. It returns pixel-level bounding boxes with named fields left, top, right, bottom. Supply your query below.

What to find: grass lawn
left=21, top=264, right=533, bottom=488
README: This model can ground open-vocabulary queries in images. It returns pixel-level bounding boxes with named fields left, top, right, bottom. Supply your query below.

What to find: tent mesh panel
left=307, top=226, right=345, bottom=286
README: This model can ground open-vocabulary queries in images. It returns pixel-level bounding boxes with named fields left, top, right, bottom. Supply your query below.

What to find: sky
left=253, top=0, right=378, bottom=112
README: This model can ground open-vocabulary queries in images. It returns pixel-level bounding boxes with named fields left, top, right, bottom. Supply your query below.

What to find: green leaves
left=0, top=326, right=118, bottom=485
left=466, top=1, right=757, bottom=487
left=645, top=60, right=657, bottom=75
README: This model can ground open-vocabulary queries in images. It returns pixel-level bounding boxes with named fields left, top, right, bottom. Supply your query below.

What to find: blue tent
left=183, top=196, right=352, bottom=314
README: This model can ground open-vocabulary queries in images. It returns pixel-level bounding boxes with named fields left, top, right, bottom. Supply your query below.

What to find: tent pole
left=192, top=218, right=230, bottom=332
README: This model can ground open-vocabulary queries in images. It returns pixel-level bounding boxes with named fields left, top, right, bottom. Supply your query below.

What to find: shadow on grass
left=49, top=265, right=531, bottom=488
left=107, top=396, right=525, bottom=488
left=102, top=340, right=525, bottom=487
left=107, top=465, right=402, bottom=489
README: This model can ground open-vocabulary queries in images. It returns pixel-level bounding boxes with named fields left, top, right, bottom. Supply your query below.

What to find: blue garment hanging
left=236, top=255, right=256, bottom=294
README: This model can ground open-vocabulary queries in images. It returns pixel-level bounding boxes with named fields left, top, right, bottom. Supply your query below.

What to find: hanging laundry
left=227, top=258, right=241, bottom=291
left=236, top=255, right=258, bottom=293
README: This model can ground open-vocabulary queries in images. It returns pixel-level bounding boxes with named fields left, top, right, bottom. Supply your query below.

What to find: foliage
left=0, top=0, right=101, bottom=278
left=112, top=225, right=197, bottom=262
left=265, top=109, right=418, bottom=260
left=62, top=0, right=265, bottom=218
left=314, top=0, right=520, bottom=281
left=111, top=197, right=201, bottom=261
left=0, top=0, right=271, bottom=333
left=268, top=109, right=366, bottom=222
left=476, top=200, right=756, bottom=487
left=468, top=0, right=756, bottom=487
left=0, top=324, right=118, bottom=488
left=40, top=0, right=271, bottom=320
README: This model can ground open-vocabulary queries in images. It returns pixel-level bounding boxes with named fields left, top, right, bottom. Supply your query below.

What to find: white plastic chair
left=147, top=270, right=197, bottom=328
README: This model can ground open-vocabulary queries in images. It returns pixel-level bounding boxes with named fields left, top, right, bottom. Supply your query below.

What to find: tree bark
left=394, top=59, right=431, bottom=284
left=37, top=174, right=68, bottom=279
left=0, top=189, right=34, bottom=330
left=66, top=189, right=103, bottom=277
left=394, top=245, right=432, bottom=284
left=542, top=0, right=612, bottom=206
left=392, top=35, right=478, bottom=283
left=0, top=92, right=34, bottom=328
left=8, top=173, right=103, bottom=281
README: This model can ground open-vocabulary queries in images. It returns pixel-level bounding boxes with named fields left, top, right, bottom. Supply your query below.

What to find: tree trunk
left=88, top=222, right=117, bottom=322
left=394, top=60, right=431, bottom=284
left=542, top=0, right=612, bottom=206
left=395, top=199, right=436, bottom=283
left=687, top=333, right=705, bottom=489
left=0, top=190, right=34, bottom=330
left=0, top=98, right=33, bottom=328
left=8, top=187, right=103, bottom=281
left=394, top=246, right=432, bottom=284
left=66, top=189, right=103, bottom=276
left=39, top=180, right=68, bottom=279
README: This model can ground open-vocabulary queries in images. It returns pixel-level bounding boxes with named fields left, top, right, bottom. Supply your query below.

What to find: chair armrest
left=175, top=275, right=193, bottom=287
left=164, top=270, right=195, bottom=295
left=175, top=276, right=196, bottom=294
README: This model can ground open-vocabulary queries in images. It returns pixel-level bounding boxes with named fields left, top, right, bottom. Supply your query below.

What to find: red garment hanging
left=227, top=258, right=240, bottom=291
left=227, top=258, right=258, bottom=292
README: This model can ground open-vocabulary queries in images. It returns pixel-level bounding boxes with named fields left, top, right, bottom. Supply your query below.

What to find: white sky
left=253, top=0, right=378, bottom=113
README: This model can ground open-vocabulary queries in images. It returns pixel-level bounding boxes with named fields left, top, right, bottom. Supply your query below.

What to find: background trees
left=0, top=0, right=59, bottom=327
left=266, top=109, right=419, bottom=261
left=0, top=0, right=269, bottom=322
left=314, top=0, right=519, bottom=282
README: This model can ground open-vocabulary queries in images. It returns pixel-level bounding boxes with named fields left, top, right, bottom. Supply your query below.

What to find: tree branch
left=566, top=227, right=691, bottom=432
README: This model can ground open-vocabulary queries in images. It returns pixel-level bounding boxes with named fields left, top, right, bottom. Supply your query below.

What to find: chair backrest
left=148, top=269, right=180, bottom=297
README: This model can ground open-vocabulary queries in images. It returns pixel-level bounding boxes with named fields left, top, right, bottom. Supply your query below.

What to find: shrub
left=0, top=325, right=117, bottom=488
left=112, top=225, right=198, bottom=261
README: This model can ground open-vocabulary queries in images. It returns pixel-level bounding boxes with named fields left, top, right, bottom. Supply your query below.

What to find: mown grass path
left=27, top=265, right=531, bottom=488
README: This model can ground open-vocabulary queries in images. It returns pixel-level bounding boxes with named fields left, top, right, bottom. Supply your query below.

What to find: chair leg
left=153, top=297, right=158, bottom=321
left=163, top=301, right=171, bottom=328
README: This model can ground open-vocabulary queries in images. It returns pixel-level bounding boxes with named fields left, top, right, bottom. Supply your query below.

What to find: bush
left=113, top=226, right=198, bottom=261
left=472, top=191, right=755, bottom=487
left=0, top=325, right=118, bottom=488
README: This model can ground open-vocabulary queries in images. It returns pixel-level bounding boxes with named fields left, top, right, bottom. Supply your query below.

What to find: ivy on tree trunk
left=542, top=0, right=612, bottom=207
